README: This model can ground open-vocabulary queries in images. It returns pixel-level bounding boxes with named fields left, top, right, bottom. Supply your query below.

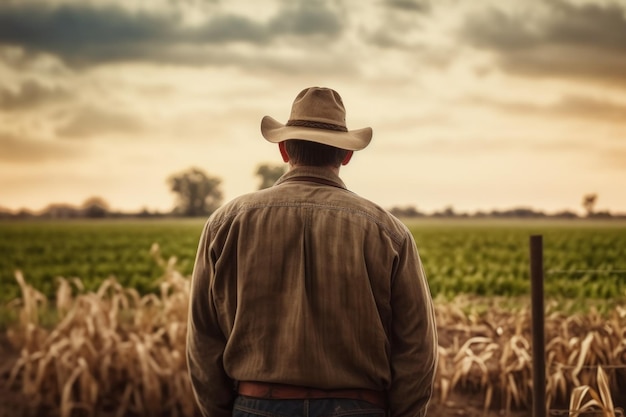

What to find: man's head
left=279, top=139, right=351, bottom=168
left=261, top=87, right=373, bottom=152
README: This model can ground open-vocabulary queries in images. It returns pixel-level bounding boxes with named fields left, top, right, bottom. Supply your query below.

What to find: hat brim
left=260, top=116, right=372, bottom=151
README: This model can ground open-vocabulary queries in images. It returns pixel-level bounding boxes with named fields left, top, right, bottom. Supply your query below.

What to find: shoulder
left=205, top=190, right=266, bottom=226
left=337, top=191, right=413, bottom=244
left=206, top=186, right=412, bottom=243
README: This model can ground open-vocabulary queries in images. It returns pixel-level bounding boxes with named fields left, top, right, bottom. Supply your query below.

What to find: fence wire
left=530, top=236, right=626, bottom=417
left=547, top=269, right=626, bottom=275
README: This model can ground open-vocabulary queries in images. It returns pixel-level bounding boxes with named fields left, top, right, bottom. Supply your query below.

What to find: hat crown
left=260, top=86, right=372, bottom=151
left=289, top=87, right=347, bottom=127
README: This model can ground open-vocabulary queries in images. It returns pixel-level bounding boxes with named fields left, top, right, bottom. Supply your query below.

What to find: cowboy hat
left=260, top=87, right=373, bottom=151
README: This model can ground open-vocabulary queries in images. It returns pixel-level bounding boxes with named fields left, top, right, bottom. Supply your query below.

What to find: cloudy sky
left=1, top=0, right=625, bottom=215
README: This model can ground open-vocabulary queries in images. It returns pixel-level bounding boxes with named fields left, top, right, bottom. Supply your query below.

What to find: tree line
left=1, top=167, right=624, bottom=220
left=389, top=193, right=625, bottom=219
left=0, top=164, right=286, bottom=220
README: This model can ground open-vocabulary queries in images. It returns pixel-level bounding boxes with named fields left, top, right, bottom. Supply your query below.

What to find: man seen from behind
left=186, top=86, right=438, bottom=417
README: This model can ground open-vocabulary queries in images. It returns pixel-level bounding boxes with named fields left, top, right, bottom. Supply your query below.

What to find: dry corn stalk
left=6, top=244, right=196, bottom=417
left=434, top=298, right=626, bottom=414
left=568, top=367, right=622, bottom=417
left=4, top=258, right=626, bottom=416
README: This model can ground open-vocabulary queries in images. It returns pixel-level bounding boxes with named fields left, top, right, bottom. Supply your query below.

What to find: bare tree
left=582, top=193, right=597, bottom=217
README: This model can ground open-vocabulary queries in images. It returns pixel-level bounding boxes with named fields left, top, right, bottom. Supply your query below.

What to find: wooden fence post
left=530, top=235, right=546, bottom=417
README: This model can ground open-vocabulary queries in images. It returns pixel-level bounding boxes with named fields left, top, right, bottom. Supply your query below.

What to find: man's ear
left=341, top=151, right=354, bottom=166
left=278, top=142, right=289, bottom=163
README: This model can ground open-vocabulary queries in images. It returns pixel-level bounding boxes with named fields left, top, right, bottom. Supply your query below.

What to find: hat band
left=286, top=119, right=348, bottom=132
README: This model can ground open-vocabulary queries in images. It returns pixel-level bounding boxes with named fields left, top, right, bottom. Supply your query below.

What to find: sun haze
left=0, top=0, right=625, bottom=215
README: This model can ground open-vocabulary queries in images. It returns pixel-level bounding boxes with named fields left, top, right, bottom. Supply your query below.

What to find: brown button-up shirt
left=187, top=166, right=437, bottom=417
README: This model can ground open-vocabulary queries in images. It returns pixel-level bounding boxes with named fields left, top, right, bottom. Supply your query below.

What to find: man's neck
left=288, top=163, right=340, bottom=176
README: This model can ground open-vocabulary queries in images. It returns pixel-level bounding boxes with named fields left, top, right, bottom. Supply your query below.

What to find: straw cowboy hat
left=261, top=87, right=373, bottom=151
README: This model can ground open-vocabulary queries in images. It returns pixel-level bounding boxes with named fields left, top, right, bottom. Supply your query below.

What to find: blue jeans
left=233, top=396, right=387, bottom=417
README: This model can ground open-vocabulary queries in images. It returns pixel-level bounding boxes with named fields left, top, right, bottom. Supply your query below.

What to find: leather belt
left=238, top=381, right=386, bottom=408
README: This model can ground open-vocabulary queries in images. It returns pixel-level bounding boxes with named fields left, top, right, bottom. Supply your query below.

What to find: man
left=186, top=87, right=438, bottom=417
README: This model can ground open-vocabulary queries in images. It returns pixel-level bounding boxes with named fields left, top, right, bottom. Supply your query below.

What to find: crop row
left=1, top=219, right=625, bottom=305
left=0, top=220, right=203, bottom=303
left=407, top=219, right=626, bottom=301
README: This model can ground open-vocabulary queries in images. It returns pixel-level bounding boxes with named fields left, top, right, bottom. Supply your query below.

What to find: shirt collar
left=274, top=166, right=348, bottom=190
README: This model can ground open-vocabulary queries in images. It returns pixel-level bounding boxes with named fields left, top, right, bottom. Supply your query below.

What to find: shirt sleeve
left=186, top=221, right=236, bottom=417
left=388, top=229, right=438, bottom=417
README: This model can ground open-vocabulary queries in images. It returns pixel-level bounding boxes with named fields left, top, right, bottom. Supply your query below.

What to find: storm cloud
left=386, top=0, right=431, bottom=13
left=0, top=1, right=345, bottom=67
left=459, top=0, right=626, bottom=84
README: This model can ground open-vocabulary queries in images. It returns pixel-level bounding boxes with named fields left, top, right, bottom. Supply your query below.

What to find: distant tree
left=591, top=210, right=612, bottom=219
left=582, top=193, right=597, bottom=217
left=495, top=207, right=546, bottom=218
left=433, top=205, right=457, bottom=218
left=0, top=206, right=12, bottom=219
left=15, top=208, right=35, bottom=219
left=137, top=208, right=152, bottom=218
left=255, top=163, right=286, bottom=190
left=390, top=205, right=424, bottom=218
left=553, top=210, right=579, bottom=219
left=137, top=207, right=161, bottom=218
left=82, top=196, right=110, bottom=218
left=40, top=203, right=80, bottom=219
left=168, top=167, right=223, bottom=217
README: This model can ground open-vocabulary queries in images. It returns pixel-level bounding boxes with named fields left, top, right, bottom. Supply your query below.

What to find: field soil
left=429, top=395, right=530, bottom=417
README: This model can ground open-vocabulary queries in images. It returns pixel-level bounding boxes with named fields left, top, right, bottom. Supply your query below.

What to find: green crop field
left=1, top=218, right=625, bottom=306
left=2, top=218, right=626, bottom=416
left=407, top=219, right=626, bottom=301
left=0, top=219, right=204, bottom=303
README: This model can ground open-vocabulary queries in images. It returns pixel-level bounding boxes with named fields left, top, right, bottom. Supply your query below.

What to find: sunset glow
left=1, top=0, right=625, bottom=215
